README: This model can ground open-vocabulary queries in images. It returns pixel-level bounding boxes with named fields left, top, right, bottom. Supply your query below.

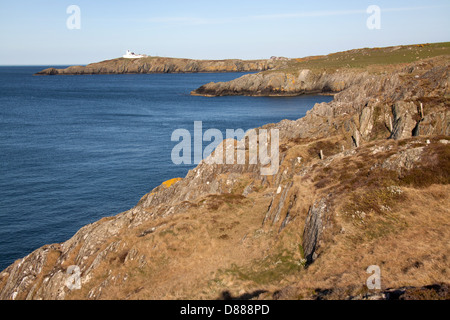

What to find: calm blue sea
left=0, top=66, right=333, bottom=270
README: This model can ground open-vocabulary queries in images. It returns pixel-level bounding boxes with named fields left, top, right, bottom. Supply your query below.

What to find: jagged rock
left=263, top=182, right=293, bottom=225
left=417, top=111, right=450, bottom=136
left=381, top=147, right=424, bottom=172
left=191, top=69, right=368, bottom=97
left=302, top=196, right=330, bottom=265
left=390, top=101, right=419, bottom=140
left=352, top=128, right=362, bottom=148
left=359, top=106, right=374, bottom=139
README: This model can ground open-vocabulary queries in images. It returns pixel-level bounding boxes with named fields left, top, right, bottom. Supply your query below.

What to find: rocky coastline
left=34, top=57, right=281, bottom=76
left=2, top=44, right=449, bottom=300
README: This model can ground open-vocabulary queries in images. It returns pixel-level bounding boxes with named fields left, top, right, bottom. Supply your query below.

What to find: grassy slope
left=272, top=42, right=450, bottom=74
left=62, top=137, right=449, bottom=300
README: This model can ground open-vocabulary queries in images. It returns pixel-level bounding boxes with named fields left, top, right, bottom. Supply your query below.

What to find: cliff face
left=191, top=69, right=368, bottom=96
left=191, top=42, right=450, bottom=97
left=1, top=54, right=449, bottom=300
left=34, top=57, right=279, bottom=75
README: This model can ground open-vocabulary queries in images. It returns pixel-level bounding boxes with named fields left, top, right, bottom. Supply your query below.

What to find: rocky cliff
left=34, top=57, right=280, bottom=75
left=1, top=48, right=449, bottom=300
left=191, top=69, right=366, bottom=96
left=191, top=42, right=450, bottom=97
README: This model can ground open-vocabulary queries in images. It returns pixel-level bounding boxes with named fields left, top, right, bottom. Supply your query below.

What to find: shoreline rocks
left=190, top=69, right=369, bottom=97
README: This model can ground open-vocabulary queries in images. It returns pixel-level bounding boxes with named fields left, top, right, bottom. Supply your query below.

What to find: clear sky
left=1, top=0, right=449, bottom=65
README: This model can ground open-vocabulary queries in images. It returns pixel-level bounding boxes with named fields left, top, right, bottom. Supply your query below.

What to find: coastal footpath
left=34, top=57, right=281, bottom=75
left=1, top=44, right=449, bottom=300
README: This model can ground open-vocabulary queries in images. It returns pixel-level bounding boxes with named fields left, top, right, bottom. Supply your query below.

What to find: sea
left=0, top=66, right=333, bottom=271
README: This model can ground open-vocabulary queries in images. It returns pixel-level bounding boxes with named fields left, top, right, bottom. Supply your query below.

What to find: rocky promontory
left=2, top=44, right=449, bottom=300
left=191, top=69, right=366, bottom=97
left=191, top=42, right=450, bottom=97
left=34, top=57, right=282, bottom=75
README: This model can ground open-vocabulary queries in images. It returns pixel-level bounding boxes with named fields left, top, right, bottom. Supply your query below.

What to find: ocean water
left=0, top=66, right=333, bottom=271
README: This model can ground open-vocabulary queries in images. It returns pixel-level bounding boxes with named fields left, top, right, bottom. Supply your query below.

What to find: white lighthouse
left=123, top=50, right=147, bottom=59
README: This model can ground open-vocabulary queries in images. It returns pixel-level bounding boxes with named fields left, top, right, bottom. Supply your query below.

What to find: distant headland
left=34, top=51, right=286, bottom=75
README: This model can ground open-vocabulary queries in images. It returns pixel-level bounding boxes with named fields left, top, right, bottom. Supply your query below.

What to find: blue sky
left=1, top=0, right=449, bottom=65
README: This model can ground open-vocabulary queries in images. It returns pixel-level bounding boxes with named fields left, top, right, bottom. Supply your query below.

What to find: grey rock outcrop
left=302, top=196, right=330, bottom=265
left=264, top=57, right=449, bottom=146
left=390, top=101, right=420, bottom=140
left=191, top=69, right=368, bottom=97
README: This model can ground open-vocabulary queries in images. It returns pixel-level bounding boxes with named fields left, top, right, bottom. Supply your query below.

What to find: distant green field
left=277, top=42, right=450, bottom=74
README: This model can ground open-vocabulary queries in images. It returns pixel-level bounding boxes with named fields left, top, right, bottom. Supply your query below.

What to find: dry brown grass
left=65, top=189, right=275, bottom=299
left=61, top=134, right=449, bottom=300
left=283, top=184, right=450, bottom=299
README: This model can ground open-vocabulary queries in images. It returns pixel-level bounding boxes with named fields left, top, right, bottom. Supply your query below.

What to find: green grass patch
left=265, top=42, right=450, bottom=75
left=218, top=248, right=305, bottom=285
